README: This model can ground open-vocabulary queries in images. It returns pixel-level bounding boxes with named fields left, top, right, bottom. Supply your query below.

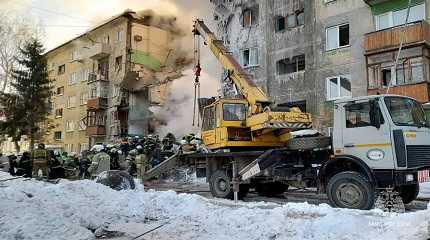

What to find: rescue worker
left=8, top=154, right=17, bottom=176
left=135, top=147, right=148, bottom=181
left=109, top=147, right=120, bottom=170
left=87, top=146, right=111, bottom=178
left=79, top=150, right=92, bottom=179
left=49, top=150, right=65, bottom=179
left=30, top=143, right=50, bottom=179
left=15, top=152, right=31, bottom=177
left=126, top=149, right=138, bottom=176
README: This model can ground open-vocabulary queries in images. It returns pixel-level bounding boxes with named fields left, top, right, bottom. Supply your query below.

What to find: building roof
left=44, top=9, right=144, bottom=56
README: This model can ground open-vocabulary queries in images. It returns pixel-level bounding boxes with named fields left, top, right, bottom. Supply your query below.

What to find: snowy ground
left=0, top=172, right=429, bottom=240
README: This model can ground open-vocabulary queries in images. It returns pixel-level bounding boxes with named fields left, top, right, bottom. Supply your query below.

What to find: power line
left=10, top=1, right=96, bottom=23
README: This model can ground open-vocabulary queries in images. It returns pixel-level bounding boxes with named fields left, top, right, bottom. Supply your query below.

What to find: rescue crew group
left=2, top=133, right=204, bottom=181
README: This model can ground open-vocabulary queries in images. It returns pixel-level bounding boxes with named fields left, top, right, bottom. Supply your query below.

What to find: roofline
left=44, top=10, right=144, bottom=56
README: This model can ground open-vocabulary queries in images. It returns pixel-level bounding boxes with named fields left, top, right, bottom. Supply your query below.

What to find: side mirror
left=370, top=100, right=381, bottom=129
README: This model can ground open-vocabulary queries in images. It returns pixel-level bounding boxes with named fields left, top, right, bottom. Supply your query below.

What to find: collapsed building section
left=44, top=10, right=190, bottom=151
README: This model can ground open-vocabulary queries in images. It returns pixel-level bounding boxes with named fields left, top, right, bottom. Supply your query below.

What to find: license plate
left=418, top=170, right=430, bottom=183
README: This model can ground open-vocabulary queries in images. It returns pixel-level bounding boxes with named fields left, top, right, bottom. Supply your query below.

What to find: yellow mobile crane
left=192, top=20, right=312, bottom=150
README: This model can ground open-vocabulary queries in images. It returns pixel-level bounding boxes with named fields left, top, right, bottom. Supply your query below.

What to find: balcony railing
left=364, top=21, right=430, bottom=54
left=87, top=97, right=108, bottom=110
left=88, top=72, right=108, bottom=83
left=87, top=43, right=111, bottom=60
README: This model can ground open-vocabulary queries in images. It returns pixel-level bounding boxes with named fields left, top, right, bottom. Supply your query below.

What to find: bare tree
left=0, top=11, right=42, bottom=92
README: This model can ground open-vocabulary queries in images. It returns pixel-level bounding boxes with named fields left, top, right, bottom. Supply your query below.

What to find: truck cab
left=324, top=95, right=430, bottom=209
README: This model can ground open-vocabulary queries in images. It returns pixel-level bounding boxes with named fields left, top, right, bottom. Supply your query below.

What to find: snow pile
left=0, top=171, right=429, bottom=240
left=419, top=182, right=430, bottom=199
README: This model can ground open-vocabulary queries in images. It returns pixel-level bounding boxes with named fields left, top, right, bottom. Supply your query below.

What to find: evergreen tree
left=0, top=38, right=52, bottom=151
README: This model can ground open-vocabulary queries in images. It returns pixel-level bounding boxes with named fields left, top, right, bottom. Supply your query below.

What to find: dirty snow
left=0, top=171, right=429, bottom=240
left=419, top=182, right=430, bottom=199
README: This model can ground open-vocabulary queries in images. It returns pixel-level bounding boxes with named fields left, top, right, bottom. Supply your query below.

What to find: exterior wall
left=44, top=13, right=176, bottom=152
left=211, top=0, right=373, bottom=132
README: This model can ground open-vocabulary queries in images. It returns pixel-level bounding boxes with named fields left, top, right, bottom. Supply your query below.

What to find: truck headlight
left=406, top=174, right=414, bottom=182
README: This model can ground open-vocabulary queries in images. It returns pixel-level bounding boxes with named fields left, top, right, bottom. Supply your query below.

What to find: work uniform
left=136, top=153, right=148, bottom=181
left=31, top=149, right=50, bottom=178
left=87, top=152, right=110, bottom=178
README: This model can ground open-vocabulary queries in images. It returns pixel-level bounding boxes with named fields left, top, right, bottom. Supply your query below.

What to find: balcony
left=368, top=82, right=430, bottom=103
left=364, top=21, right=430, bottom=54
left=87, top=43, right=111, bottom=60
left=88, top=72, right=108, bottom=83
left=87, top=97, right=108, bottom=110
left=86, top=126, right=106, bottom=136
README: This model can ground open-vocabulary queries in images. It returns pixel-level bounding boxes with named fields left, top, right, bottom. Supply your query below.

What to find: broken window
left=202, top=106, right=215, bottom=131
left=67, top=95, right=77, bottom=108
left=326, top=75, right=352, bottom=100
left=382, top=68, right=391, bottom=87
left=98, top=58, right=109, bottom=80
left=102, top=35, right=110, bottom=44
left=326, top=24, right=349, bottom=51
left=276, top=54, right=305, bottom=75
left=242, top=48, right=259, bottom=67
left=115, top=56, right=123, bottom=71
left=54, top=131, right=62, bottom=140
left=58, top=64, right=65, bottom=75
left=275, top=16, right=285, bottom=32
left=242, top=5, right=259, bottom=27
left=80, top=92, right=88, bottom=105
left=56, top=86, right=64, bottom=95
left=69, top=72, right=78, bottom=85
left=55, top=108, right=63, bottom=118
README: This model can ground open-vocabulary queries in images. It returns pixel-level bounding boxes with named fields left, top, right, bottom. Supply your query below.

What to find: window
left=117, top=30, right=124, bottom=42
left=67, top=95, right=77, bottom=108
left=296, top=10, right=304, bottom=26
left=382, top=68, right=391, bottom=86
left=81, top=68, right=91, bottom=82
left=326, top=24, right=349, bottom=51
left=385, top=96, right=426, bottom=127
left=66, top=120, right=75, bottom=132
left=345, top=102, right=372, bottom=128
left=80, top=92, right=88, bottom=105
left=202, top=106, right=215, bottom=131
left=375, top=3, right=425, bottom=30
left=102, top=35, right=110, bottom=44
left=56, top=87, right=64, bottom=96
left=65, top=144, right=73, bottom=153
left=58, top=64, right=65, bottom=75
left=115, top=56, right=123, bottom=71
left=326, top=75, right=352, bottom=100
left=242, top=48, right=259, bottom=67
left=276, top=54, right=305, bottom=75
left=71, top=50, right=79, bottom=61
left=55, top=108, right=63, bottom=118
left=275, top=16, right=285, bottom=32
left=242, top=6, right=259, bottom=27
left=287, top=14, right=296, bottom=28
left=54, top=131, right=62, bottom=140
left=78, top=119, right=86, bottom=131
left=69, top=72, right=78, bottom=85
left=223, top=103, right=246, bottom=121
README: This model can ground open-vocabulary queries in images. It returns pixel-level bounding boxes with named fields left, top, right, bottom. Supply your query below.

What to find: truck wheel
left=209, top=170, right=248, bottom=199
left=255, top=182, right=288, bottom=197
left=398, top=184, right=419, bottom=204
left=327, top=171, right=375, bottom=210
left=287, top=136, right=331, bottom=150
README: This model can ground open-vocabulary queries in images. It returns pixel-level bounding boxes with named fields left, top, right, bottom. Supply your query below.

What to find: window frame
left=242, top=47, right=259, bottom=68
left=326, top=75, right=352, bottom=101
left=326, top=23, right=350, bottom=51
left=54, top=131, right=62, bottom=141
left=222, top=103, right=246, bottom=121
left=374, top=3, right=426, bottom=31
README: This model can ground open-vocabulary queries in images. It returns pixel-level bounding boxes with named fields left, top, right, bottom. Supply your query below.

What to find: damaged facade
left=44, top=10, right=186, bottom=152
left=210, top=0, right=430, bottom=132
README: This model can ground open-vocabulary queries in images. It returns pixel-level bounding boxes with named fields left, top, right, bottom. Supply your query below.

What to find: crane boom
left=193, top=20, right=270, bottom=108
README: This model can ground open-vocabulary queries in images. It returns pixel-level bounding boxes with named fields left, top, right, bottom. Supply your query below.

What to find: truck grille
left=406, top=145, right=430, bottom=168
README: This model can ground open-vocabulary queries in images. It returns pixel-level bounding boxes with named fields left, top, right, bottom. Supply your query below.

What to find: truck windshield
left=384, top=97, right=428, bottom=127
left=223, top=103, right=246, bottom=121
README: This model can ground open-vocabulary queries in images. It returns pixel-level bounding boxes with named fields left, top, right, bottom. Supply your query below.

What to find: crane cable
left=193, top=33, right=202, bottom=127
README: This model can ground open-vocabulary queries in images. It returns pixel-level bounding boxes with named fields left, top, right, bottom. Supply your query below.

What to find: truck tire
left=327, top=171, right=375, bottom=210
left=398, top=184, right=419, bottom=204
left=209, top=170, right=248, bottom=199
left=255, top=182, right=288, bottom=197
left=287, top=136, right=331, bottom=150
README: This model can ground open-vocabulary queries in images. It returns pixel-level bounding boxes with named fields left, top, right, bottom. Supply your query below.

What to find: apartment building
left=44, top=10, right=182, bottom=152
left=210, top=0, right=429, bottom=131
